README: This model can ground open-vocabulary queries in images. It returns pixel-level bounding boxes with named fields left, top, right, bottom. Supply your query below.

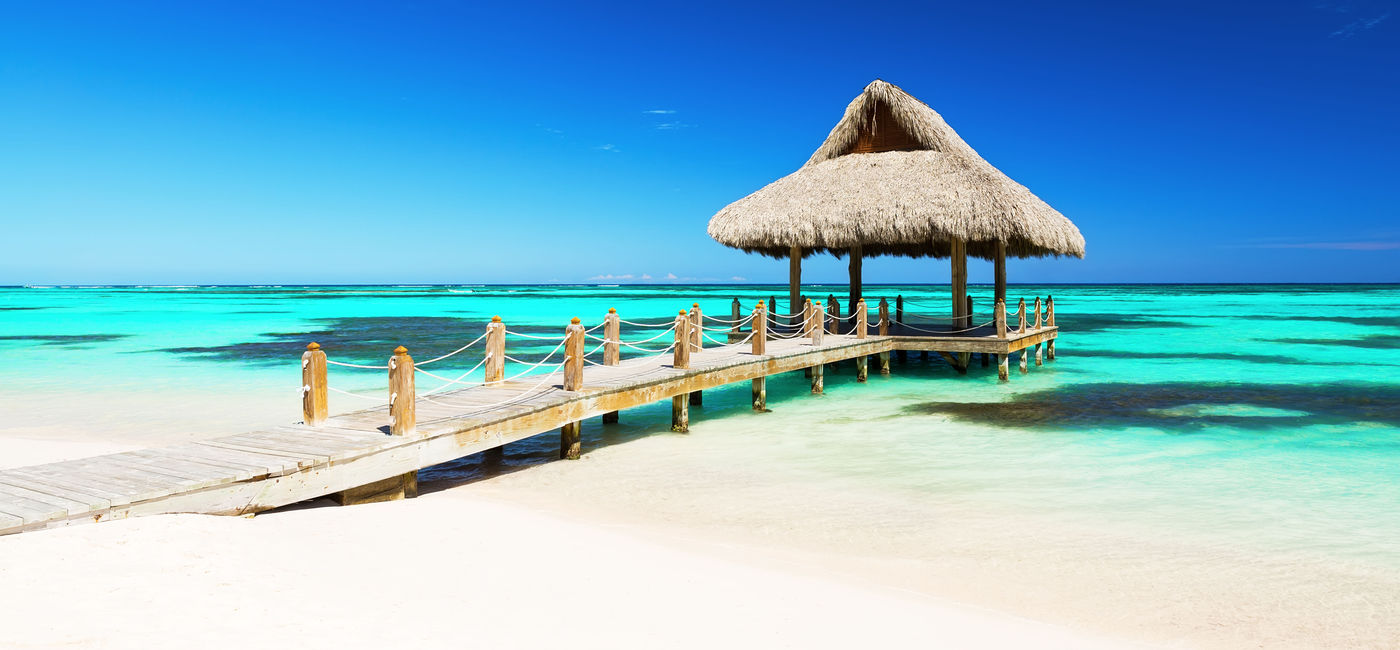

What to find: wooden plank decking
left=0, top=326, right=1056, bottom=536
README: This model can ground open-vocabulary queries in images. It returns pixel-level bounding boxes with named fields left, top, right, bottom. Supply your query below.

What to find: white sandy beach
left=0, top=435, right=1142, bottom=650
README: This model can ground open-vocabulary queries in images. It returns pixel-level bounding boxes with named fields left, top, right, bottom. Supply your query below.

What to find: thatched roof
left=707, top=80, right=1085, bottom=260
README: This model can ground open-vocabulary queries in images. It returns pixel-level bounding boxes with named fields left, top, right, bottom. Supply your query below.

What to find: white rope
left=701, top=313, right=755, bottom=325
left=897, top=319, right=996, bottom=335
left=504, top=329, right=567, bottom=340
left=616, top=318, right=676, bottom=328
left=619, top=340, right=676, bottom=353
left=422, top=368, right=562, bottom=410
left=586, top=325, right=676, bottom=345
left=327, top=386, right=388, bottom=402
left=700, top=331, right=732, bottom=346
left=413, top=331, right=489, bottom=367
left=416, top=353, right=493, bottom=395
left=325, top=359, right=390, bottom=370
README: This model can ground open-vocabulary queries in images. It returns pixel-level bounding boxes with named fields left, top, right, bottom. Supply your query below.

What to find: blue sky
left=1, top=1, right=1396, bottom=284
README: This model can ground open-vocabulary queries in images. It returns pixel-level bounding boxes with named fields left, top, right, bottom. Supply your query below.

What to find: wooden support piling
left=895, top=295, right=907, bottom=363
left=998, top=354, right=1009, bottom=381
left=1035, top=342, right=1043, bottom=366
left=810, top=301, right=825, bottom=393
left=751, top=302, right=768, bottom=412
left=1019, top=348, right=1029, bottom=374
left=672, top=310, right=690, bottom=432
left=689, top=303, right=703, bottom=406
left=561, top=318, right=585, bottom=459
left=485, top=316, right=506, bottom=384
left=602, top=309, right=620, bottom=423
left=730, top=298, right=741, bottom=342
left=339, top=345, right=416, bottom=505
left=855, top=299, right=868, bottom=382
left=878, top=298, right=891, bottom=375
left=301, top=343, right=327, bottom=426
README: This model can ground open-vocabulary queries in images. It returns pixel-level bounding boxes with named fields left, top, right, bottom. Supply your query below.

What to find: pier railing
left=300, top=293, right=1059, bottom=436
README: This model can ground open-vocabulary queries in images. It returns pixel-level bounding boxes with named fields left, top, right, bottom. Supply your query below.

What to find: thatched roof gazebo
left=707, top=79, right=1084, bottom=327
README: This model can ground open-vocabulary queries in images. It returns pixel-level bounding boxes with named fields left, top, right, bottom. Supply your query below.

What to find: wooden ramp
left=0, top=334, right=897, bottom=536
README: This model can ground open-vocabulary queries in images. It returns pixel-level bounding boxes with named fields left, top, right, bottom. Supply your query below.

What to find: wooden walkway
left=0, top=315, right=1057, bottom=536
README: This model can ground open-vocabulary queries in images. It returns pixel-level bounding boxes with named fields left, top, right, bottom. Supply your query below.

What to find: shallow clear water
left=2, top=283, right=1399, bottom=642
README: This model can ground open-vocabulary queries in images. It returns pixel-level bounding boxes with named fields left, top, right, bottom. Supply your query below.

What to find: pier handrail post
left=563, top=317, right=585, bottom=392
left=895, top=295, right=906, bottom=363
left=877, top=299, right=891, bottom=376
left=603, top=309, right=620, bottom=366
left=689, top=303, right=703, bottom=352
left=752, top=302, right=767, bottom=355
left=828, top=297, right=840, bottom=335
left=810, top=300, right=825, bottom=393
left=1017, top=298, right=1027, bottom=334
left=560, top=318, right=586, bottom=459
left=602, top=309, right=621, bottom=424
left=688, top=303, right=703, bottom=406
left=388, top=346, right=415, bottom=436
left=730, top=298, right=742, bottom=342
left=966, top=295, right=974, bottom=331
left=750, top=301, right=769, bottom=412
left=856, top=299, right=868, bottom=339
left=484, top=316, right=506, bottom=384
left=1047, top=295, right=1055, bottom=327
left=672, top=310, right=690, bottom=369
left=810, top=301, right=824, bottom=346
left=1034, top=297, right=1042, bottom=330
left=301, top=342, right=328, bottom=426
left=995, top=299, right=1008, bottom=339
left=802, top=298, right=814, bottom=337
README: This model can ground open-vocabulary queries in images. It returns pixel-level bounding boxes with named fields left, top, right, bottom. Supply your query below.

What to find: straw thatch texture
left=707, top=80, right=1085, bottom=260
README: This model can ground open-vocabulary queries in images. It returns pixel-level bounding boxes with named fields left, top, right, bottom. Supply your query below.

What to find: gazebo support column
left=789, top=245, right=802, bottom=331
left=951, top=238, right=968, bottom=329
left=848, top=243, right=863, bottom=316
left=994, top=240, right=1007, bottom=308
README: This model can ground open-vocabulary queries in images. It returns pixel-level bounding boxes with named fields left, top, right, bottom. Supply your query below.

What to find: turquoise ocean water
left=2, top=284, right=1398, bottom=641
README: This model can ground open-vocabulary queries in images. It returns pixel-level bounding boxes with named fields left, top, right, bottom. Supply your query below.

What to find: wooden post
left=951, top=237, right=968, bottom=329
left=810, top=301, right=824, bottom=346
left=672, top=310, right=689, bottom=433
left=1034, top=297, right=1042, bottom=330
left=730, top=297, right=741, bottom=342
left=751, top=302, right=767, bottom=412
left=389, top=346, right=415, bottom=436
left=802, top=298, right=814, bottom=378
left=966, top=295, right=974, bottom=331
left=689, top=303, right=703, bottom=406
left=827, top=297, right=840, bottom=335
left=998, top=354, right=1009, bottom=381
left=848, top=243, right=863, bottom=315
left=1020, top=348, right=1029, bottom=374
left=995, top=299, right=1007, bottom=339
left=301, top=342, right=327, bottom=426
left=878, top=298, right=891, bottom=375
left=484, top=316, right=506, bottom=384
left=561, top=318, right=585, bottom=459
left=855, top=299, right=868, bottom=382
left=602, top=309, right=620, bottom=423
left=1035, top=342, right=1043, bottom=366
left=895, top=295, right=906, bottom=363
left=1017, top=298, right=1027, bottom=334
left=1046, top=296, right=1056, bottom=360
left=788, top=245, right=802, bottom=332
left=994, top=240, right=1007, bottom=309
left=810, top=301, right=824, bottom=394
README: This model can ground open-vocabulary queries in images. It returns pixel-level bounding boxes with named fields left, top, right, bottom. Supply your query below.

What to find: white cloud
left=664, top=272, right=679, bottom=280
left=596, top=143, right=620, bottom=153
left=642, top=109, right=676, bottom=114
left=730, top=276, right=747, bottom=282
left=640, top=274, right=653, bottom=280
left=588, top=273, right=636, bottom=281
left=1331, top=12, right=1390, bottom=37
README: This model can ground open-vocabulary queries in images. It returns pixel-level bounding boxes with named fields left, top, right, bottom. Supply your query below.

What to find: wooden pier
left=0, top=296, right=1058, bottom=536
